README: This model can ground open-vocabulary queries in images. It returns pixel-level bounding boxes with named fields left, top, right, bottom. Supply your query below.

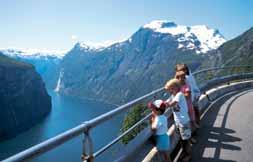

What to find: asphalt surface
left=192, top=89, right=253, bottom=162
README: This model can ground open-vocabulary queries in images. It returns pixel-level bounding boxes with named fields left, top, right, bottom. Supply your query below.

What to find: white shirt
left=152, top=115, right=168, bottom=135
left=186, top=72, right=201, bottom=101
left=167, top=92, right=190, bottom=126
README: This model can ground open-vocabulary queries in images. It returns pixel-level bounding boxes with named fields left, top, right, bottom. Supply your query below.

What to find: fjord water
left=0, top=90, right=122, bottom=162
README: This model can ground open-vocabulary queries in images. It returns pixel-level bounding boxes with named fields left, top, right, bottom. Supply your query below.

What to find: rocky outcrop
left=0, top=53, right=51, bottom=141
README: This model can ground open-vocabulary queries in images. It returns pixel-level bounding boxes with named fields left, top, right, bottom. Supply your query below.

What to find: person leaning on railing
left=164, top=78, right=192, bottom=162
left=148, top=100, right=172, bottom=162
left=175, top=64, right=201, bottom=126
left=175, top=70, right=198, bottom=144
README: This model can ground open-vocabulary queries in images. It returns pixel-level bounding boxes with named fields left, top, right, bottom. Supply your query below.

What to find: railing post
left=81, top=129, right=94, bottom=162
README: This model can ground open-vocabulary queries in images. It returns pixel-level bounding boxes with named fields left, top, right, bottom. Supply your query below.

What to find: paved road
left=192, top=90, right=253, bottom=162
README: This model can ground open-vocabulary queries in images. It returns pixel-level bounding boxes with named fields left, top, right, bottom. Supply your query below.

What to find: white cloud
left=71, top=35, right=78, bottom=41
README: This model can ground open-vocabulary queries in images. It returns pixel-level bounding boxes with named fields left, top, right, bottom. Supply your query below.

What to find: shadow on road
left=192, top=93, right=244, bottom=162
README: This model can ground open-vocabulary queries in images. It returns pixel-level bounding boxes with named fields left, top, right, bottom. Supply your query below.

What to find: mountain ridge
left=1, top=20, right=228, bottom=104
left=57, top=20, right=223, bottom=104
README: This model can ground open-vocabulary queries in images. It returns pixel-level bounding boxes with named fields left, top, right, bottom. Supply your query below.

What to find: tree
left=120, top=103, right=150, bottom=144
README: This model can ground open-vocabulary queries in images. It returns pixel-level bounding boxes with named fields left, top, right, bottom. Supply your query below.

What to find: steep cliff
left=1, top=49, right=63, bottom=90
left=0, top=53, right=51, bottom=141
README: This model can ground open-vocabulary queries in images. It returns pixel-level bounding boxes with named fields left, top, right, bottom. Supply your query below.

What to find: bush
left=120, top=103, right=150, bottom=144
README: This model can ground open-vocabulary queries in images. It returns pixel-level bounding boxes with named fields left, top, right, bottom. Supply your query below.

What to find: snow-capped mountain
left=0, top=20, right=227, bottom=103
left=143, top=20, right=226, bottom=53
left=74, top=20, right=225, bottom=54
left=57, top=20, right=226, bottom=104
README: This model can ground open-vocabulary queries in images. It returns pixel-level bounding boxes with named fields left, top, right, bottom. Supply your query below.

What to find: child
left=148, top=100, right=172, bottom=162
left=175, top=63, right=201, bottom=125
left=175, top=70, right=198, bottom=130
left=164, top=79, right=192, bottom=162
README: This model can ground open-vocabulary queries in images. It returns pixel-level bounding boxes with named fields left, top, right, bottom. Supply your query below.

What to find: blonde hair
left=175, top=64, right=185, bottom=72
left=164, top=78, right=181, bottom=90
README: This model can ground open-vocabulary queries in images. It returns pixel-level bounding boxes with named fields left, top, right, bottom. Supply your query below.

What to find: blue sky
left=0, top=0, right=252, bottom=52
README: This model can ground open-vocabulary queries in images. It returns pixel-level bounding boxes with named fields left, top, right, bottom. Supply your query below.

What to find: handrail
left=3, top=65, right=253, bottom=162
left=191, top=65, right=252, bottom=75
left=84, top=87, right=164, bottom=129
left=93, top=112, right=152, bottom=157
left=3, top=124, right=88, bottom=162
left=2, top=88, right=164, bottom=162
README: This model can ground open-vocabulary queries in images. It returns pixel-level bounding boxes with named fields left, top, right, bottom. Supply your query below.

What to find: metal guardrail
left=3, top=65, right=253, bottom=162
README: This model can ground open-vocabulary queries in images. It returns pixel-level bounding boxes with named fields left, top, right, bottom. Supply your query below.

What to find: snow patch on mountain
left=0, top=48, right=67, bottom=59
left=76, top=38, right=130, bottom=51
left=143, top=20, right=226, bottom=53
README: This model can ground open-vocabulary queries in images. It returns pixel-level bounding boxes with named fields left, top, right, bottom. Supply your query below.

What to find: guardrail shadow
left=192, top=93, right=243, bottom=162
